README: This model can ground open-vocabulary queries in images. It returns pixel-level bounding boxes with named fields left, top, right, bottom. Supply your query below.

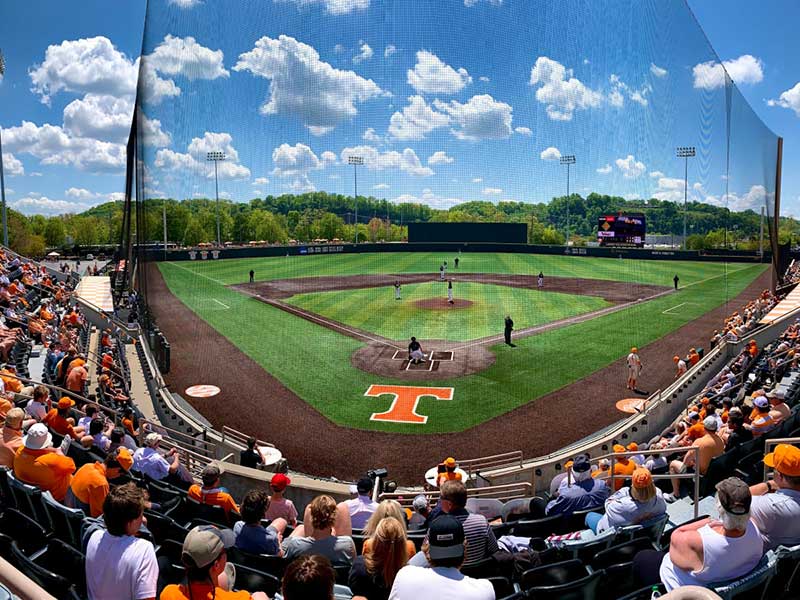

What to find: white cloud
left=471, top=177, right=483, bottom=183
left=407, top=50, right=472, bottom=95
left=28, top=36, right=138, bottom=105
left=362, top=127, right=382, bottom=143
left=650, top=63, right=668, bottom=78
left=482, top=187, right=502, bottom=195
left=464, top=0, right=503, bottom=6
left=649, top=170, right=664, bottom=178
left=167, top=0, right=201, bottom=7
left=609, top=73, right=651, bottom=107
left=341, top=145, right=434, bottom=176
left=66, top=187, right=100, bottom=200
left=12, top=195, right=94, bottom=215
left=767, top=81, right=800, bottom=117
left=384, top=45, right=397, bottom=58
left=140, top=114, right=172, bottom=148
left=276, top=0, right=369, bottom=15
left=373, top=183, right=390, bottom=190
left=392, top=188, right=462, bottom=209
left=693, top=54, right=763, bottom=90
left=596, top=164, right=612, bottom=174
left=515, top=126, right=532, bottom=136
left=234, top=35, right=385, bottom=134
left=333, top=44, right=345, bottom=54
left=479, top=76, right=490, bottom=83
left=353, top=42, right=373, bottom=64
left=320, top=150, right=338, bottom=166
left=155, top=131, right=250, bottom=180
left=433, top=94, right=513, bottom=140
left=2, top=121, right=126, bottom=172
left=615, top=154, right=646, bottom=179
left=254, top=177, right=269, bottom=185
left=107, top=192, right=125, bottom=202
left=529, top=56, right=602, bottom=121
left=146, top=35, right=229, bottom=81
left=1, top=153, right=24, bottom=176
left=388, top=95, right=449, bottom=141
left=138, top=62, right=182, bottom=106
left=427, top=151, right=454, bottom=165
left=62, top=93, right=132, bottom=142
left=270, top=142, right=323, bottom=192
left=540, top=146, right=561, bottom=161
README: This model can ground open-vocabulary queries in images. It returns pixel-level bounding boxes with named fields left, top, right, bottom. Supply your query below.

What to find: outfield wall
left=141, top=242, right=771, bottom=264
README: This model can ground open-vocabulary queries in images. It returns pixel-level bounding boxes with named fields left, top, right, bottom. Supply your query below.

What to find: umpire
left=504, top=315, right=515, bottom=347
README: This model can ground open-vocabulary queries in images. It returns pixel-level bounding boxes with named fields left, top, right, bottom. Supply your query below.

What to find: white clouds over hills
left=234, top=35, right=385, bottom=135
left=155, top=132, right=251, bottom=180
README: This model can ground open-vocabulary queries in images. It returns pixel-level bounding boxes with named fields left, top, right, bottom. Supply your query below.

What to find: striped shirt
left=418, top=509, right=498, bottom=567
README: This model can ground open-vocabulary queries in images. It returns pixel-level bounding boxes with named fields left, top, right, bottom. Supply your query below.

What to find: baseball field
left=153, top=252, right=767, bottom=439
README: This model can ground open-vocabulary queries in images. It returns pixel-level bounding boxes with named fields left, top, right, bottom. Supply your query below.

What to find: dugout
left=408, top=222, right=527, bottom=244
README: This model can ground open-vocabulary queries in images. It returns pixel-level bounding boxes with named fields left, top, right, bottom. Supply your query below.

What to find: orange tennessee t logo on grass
left=365, top=385, right=454, bottom=424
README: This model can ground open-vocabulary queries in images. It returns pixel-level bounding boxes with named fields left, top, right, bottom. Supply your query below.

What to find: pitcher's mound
left=414, top=298, right=473, bottom=310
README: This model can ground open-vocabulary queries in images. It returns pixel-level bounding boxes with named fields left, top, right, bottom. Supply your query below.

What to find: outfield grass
left=286, top=282, right=611, bottom=341
left=158, top=254, right=767, bottom=433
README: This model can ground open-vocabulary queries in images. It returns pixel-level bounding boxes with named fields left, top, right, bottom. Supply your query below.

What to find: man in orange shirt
left=65, top=359, right=88, bottom=397
left=436, top=456, right=463, bottom=487
left=0, top=408, right=25, bottom=467
left=43, top=397, right=85, bottom=439
left=13, top=423, right=76, bottom=502
left=65, top=447, right=133, bottom=517
left=665, top=417, right=724, bottom=502
left=188, top=465, right=240, bottom=520
left=610, top=444, right=637, bottom=491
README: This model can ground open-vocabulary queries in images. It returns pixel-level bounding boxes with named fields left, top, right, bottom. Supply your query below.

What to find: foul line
left=167, top=261, right=226, bottom=285
left=662, top=302, right=689, bottom=315
left=212, top=298, right=230, bottom=309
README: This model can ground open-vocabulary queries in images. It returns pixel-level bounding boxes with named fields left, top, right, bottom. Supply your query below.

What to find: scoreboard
left=597, top=214, right=646, bottom=247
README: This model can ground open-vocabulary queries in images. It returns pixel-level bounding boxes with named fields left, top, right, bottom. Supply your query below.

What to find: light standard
left=0, top=49, right=8, bottom=247
left=560, top=155, right=576, bottom=249
left=348, top=155, right=363, bottom=244
left=676, top=146, right=695, bottom=250
left=206, top=151, right=226, bottom=246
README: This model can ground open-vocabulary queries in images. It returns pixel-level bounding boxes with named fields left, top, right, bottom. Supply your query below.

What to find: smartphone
left=437, top=464, right=446, bottom=474
left=59, top=435, right=72, bottom=455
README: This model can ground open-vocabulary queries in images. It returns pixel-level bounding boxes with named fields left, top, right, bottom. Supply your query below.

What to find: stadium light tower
left=348, top=155, right=364, bottom=244
left=0, top=49, right=7, bottom=247
left=560, top=155, right=576, bottom=250
left=676, top=146, right=696, bottom=250
left=206, top=151, right=226, bottom=246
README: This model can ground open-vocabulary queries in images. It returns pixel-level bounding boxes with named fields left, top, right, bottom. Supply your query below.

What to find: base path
left=146, top=264, right=771, bottom=484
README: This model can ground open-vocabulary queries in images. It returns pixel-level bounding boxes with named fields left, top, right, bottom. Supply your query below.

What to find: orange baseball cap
left=627, top=442, right=638, bottom=451
left=764, top=444, right=800, bottom=477
left=444, top=457, right=456, bottom=467
left=631, top=347, right=638, bottom=353
left=612, top=444, right=626, bottom=453
left=58, top=397, right=75, bottom=409
left=114, top=447, right=133, bottom=471
left=632, top=468, right=653, bottom=488
left=701, top=397, right=710, bottom=405
left=564, top=460, right=574, bottom=470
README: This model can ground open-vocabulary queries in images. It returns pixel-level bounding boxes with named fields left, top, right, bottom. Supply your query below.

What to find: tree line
left=5, top=190, right=799, bottom=257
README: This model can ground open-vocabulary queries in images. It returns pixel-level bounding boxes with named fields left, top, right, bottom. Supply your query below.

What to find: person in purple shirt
left=545, top=455, right=610, bottom=516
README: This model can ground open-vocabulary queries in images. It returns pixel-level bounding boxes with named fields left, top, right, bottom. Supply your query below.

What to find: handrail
left=379, top=482, right=532, bottom=508
left=458, top=451, right=523, bottom=480
left=221, top=425, right=275, bottom=450
left=141, top=418, right=216, bottom=456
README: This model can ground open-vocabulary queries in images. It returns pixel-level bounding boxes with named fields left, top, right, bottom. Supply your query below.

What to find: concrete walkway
left=127, top=343, right=160, bottom=424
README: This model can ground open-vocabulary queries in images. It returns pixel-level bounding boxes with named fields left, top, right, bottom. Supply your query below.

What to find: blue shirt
left=233, top=521, right=280, bottom=555
left=545, top=476, right=610, bottom=516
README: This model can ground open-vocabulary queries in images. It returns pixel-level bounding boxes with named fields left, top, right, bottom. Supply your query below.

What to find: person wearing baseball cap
left=665, top=416, right=724, bottom=503
left=626, top=347, right=642, bottom=390
left=13, top=422, right=76, bottom=502
left=655, top=477, right=762, bottom=592
left=133, top=430, right=184, bottom=486
left=609, top=444, right=637, bottom=492
left=160, top=525, right=268, bottom=600
left=66, top=447, right=133, bottom=517
left=767, top=389, right=791, bottom=423
left=408, top=494, right=430, bottom=531
left=265, top=472, right=298, bottom=526
left=749, top=444, right=800, bottom=549
left=587, top=467, right=666, bottom=534
left=748, top=395, right=778, bottom=437
left=674, top=355, right=687, bottom=379
left=42, top=396, right=84, bottom=440
left=437, top=456, right=463, bottom=487
left=345, top=476, right=379, bottom=529
left=0, top=407, right=25, bottom=468
left=389, top=515, right=494, bottom=599
left=188, top=464, right=240, bottom=521
left=545, top=455, right=610, bottom=517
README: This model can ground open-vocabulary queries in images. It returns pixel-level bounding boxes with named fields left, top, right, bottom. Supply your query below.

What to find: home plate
left=186, top=384, right=221, bottom=398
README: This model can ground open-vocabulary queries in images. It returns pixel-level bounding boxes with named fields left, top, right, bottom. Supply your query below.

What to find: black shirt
left=725, top=427, right=753, bottom=452
left=409, top=340, right=421, bottom=352
left=348, top=555, right=390, bottom=600
left=505, top=317, right=514, bottom=331
left=240, top=448, right=263, bottom=469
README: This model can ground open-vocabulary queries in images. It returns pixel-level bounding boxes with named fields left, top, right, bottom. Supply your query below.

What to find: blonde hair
left=631, top=482, right=656, bottom=503
left=309, top=495, right=337, bottom=530
left=363, top=500, right=407, bottom=537
left=364, top=517, right=408, bottom=588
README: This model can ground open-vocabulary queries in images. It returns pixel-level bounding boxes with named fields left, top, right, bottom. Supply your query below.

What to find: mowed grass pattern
left=286, top=282, right=611, bottom=341
left=158, top=254, right=767, bottom=433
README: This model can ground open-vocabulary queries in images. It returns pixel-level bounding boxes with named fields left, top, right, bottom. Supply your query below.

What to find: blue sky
left=0, top=0, right=797, bottom=220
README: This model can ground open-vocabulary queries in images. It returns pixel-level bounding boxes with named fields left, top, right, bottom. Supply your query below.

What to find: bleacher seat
left=487, top=576, right=515, bottom=598
left=521, top=559, right=604, bottom=599
left=0, top=466, right=16, bottom=510
left=712, top=553, right=777, bottom=600
left=142, top=509, right=190, bottom=545
left=5, top=470, right=49, bottom=526
left=183, top=496, right=235, bottom=528
left=41, top=491, right=85, bottom=549
left=8, top=538, right=84, bottom=600
left=231, top=562, right=281, bottom=597
left=511, top=514, right=564, bottom=538
left=227, top=547, right=287, bottom=579
left=460, top=556, right=504, bottom=579
left=618, top=513, right=669, bottom=547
